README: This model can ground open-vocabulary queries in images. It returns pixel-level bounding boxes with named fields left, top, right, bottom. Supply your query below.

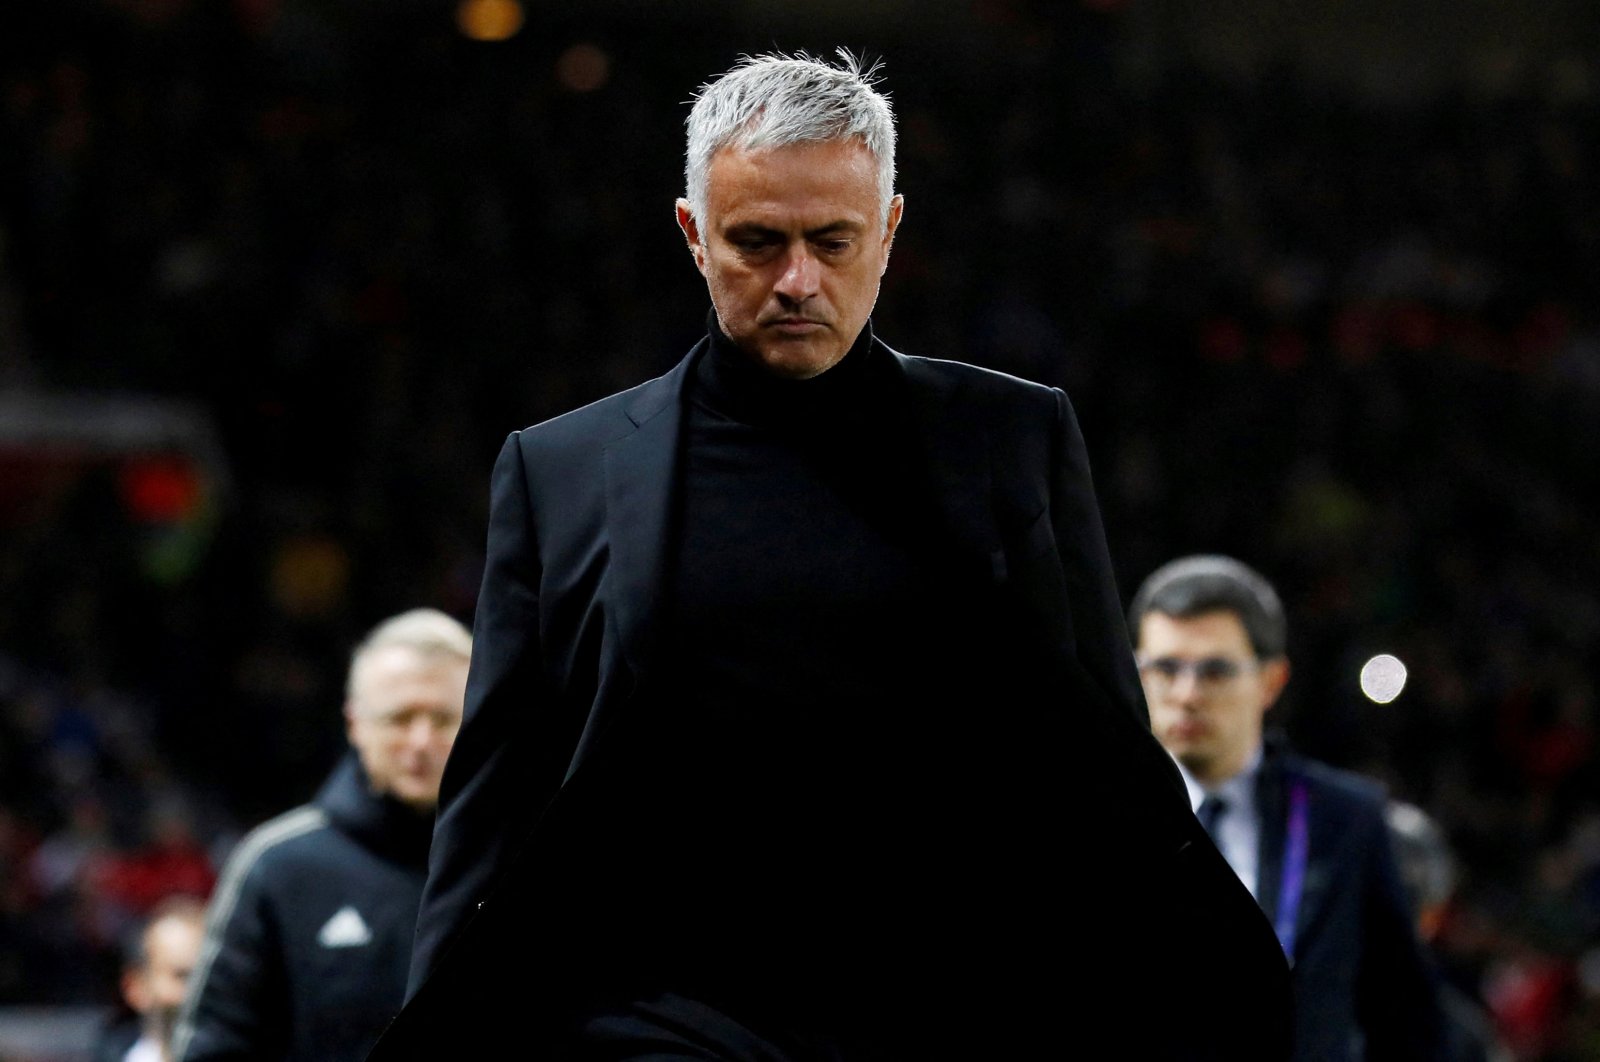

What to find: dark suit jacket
left=368, top=329, right=1293, bottom=1058
left=1255, top=738, right=1448, bottom=1060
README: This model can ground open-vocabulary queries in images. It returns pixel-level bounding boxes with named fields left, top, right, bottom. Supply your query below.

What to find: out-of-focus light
left=556, top=43, right=611, bottom=93
left=456, top=0, right=523, bottom=43
left=270, top=534, right=350, bottom=619
left=1359, top=654, right=1408, bottom=704
left=120, top=456, right=202, bottom=523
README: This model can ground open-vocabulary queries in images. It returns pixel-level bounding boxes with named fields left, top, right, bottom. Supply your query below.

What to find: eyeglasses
left=1136, top=655, right=1258, bottom=688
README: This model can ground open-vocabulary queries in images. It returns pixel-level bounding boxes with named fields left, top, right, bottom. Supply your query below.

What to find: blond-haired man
left=173, top=609, right=469, bottom=1062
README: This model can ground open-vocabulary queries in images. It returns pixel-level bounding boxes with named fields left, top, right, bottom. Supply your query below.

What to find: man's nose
left=774, top=244, right=820, bottom=302
left=404, top=717, right=437, bottom=748
left=1169, top=669, right=1204, bottom=703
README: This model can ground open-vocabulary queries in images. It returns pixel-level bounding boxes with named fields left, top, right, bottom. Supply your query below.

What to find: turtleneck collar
left=695, top=309, right=886, bottom=432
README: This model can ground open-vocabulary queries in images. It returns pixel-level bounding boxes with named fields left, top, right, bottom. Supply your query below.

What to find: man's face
left=677, top=138, right=903, bottom=379
left=1136, top=610, right=1289, bottom=786
left=124, top=914, right=203, bottom=1036
left=345, top=646, right=468, bottom=812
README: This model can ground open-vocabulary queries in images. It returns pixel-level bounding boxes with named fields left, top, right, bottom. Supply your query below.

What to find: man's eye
left=1140, top=659, right=1183, bottom=680
left=817, top=239, right=851, bottom=254
left=1195, top=660, right=1240, bottom=682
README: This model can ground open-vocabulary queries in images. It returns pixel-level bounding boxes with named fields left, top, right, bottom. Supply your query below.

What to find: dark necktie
left=1197, top=795, right=1228, bottom=844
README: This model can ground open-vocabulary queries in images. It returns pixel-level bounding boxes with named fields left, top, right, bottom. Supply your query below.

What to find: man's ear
left=881, top=194, right=904, bottom=273
left=1259, top=657, right=1291, bottom=714
left=675, top=199, right=708, bottom=277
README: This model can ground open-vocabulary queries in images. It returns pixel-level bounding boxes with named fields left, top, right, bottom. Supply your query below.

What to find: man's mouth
left=766, top=317, right=826, bottom=334
left=1166, top=720, right=1208, bottom=741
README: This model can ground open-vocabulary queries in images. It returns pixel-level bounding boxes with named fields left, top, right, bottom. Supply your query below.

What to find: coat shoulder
left=1292, top=755, right=1389, bottom=810
left=1280, top=753, right=1392, bottom=845
left=890, top=349, right=1065, bottom=444
left=519, top=383, right=649, bottom=442
left=894, top=348, right=1060, bottom=403
left=515, top=345, right=699, bottom=451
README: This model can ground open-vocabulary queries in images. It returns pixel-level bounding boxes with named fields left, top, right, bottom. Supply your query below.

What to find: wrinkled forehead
left=704, top=138, right=881, bottom=212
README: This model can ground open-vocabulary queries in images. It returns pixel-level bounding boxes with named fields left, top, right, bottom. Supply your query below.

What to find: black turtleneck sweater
left=665, top=316, right=953, bottom=805
left=563, top=318, right=1033, bottom=1026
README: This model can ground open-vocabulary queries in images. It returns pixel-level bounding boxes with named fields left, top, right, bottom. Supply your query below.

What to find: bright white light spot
left=1360, top=654, right=1408, bottom=704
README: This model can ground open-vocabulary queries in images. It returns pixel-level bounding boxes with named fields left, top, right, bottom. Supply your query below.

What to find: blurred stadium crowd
left=0, top=0, right=1596, bottom=1057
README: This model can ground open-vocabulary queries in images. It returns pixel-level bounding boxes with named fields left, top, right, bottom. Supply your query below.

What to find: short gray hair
left=1129, top=554, right=1288, bottom=660
left=683, top=48, right=897, bottom=231
left=346, top=607, right=472, bottom=700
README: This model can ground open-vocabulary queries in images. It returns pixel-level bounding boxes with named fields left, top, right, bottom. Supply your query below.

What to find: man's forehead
left=350, top=646, right=468, bottom=701
left=1138, top=609, right=1253, bottom=651
left=703, top=139, right=880, bottom=214
left=146, top=916, right=201, bottom=956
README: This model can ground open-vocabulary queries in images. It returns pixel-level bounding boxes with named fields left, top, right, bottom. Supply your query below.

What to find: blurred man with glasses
left=1131, top=554, right=1449, bottom=1060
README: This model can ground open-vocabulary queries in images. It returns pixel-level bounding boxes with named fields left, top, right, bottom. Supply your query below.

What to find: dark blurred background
left=0, top=0, right=1597, bottom=1056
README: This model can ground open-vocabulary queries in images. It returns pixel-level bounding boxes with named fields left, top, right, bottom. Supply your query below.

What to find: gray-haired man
left=372, top=52, right=1290, bottom=1060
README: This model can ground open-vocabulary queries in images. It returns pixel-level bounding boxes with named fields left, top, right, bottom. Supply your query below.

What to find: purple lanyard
left=1273, top=778, right=1310, bottom=963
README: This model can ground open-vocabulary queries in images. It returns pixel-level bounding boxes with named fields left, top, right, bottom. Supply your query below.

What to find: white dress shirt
left=1176, top=746, right=1263, bottom=900
left=124, top=1033, right=164, bottom=1062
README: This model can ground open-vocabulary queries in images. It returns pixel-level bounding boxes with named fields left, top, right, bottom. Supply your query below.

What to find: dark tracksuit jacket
left=172, top=753, right=432, bottom=1062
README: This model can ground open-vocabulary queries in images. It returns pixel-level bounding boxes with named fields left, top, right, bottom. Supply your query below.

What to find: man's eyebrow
left=723, top=222, right=782, bottom=238
left=804, top=220, right=864, bottom=238
left=721, top=220, right=865, bottom=239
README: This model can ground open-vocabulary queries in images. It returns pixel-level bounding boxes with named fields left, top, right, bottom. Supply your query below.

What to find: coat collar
left=891, top=345, right=1001, bottom=567
left=603, top=336, right=705, bottom=681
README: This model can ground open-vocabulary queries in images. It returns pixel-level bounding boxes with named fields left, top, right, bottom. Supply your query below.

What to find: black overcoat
left=369, top=330, right=1294, bottom=1059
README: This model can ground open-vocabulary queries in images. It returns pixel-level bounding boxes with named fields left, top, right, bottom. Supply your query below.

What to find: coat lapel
left=890, top=347, right=1002, bottom=573
left=603, top=340, right=704, bottom=683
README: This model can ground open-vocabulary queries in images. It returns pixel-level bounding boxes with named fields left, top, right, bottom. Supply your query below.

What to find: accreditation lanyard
left=1273, top=778, right=1311, bottom=963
